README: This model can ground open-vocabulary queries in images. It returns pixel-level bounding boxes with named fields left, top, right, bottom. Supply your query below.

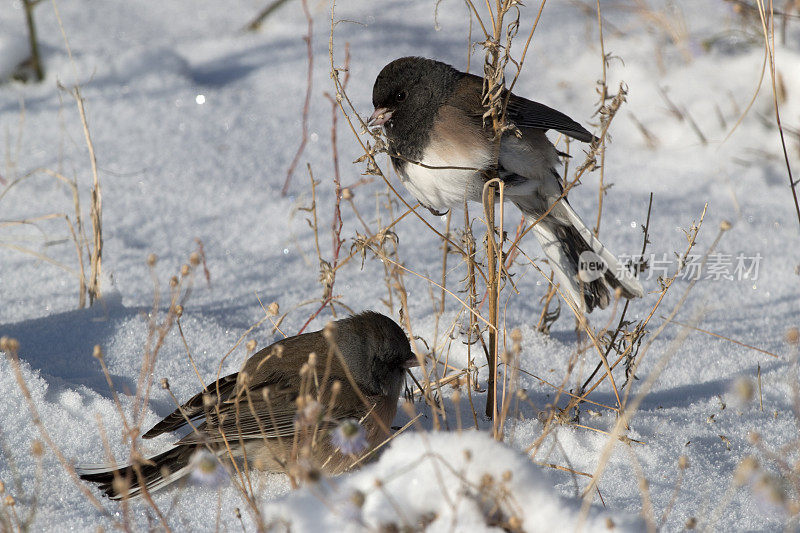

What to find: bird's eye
left=396, top=90, right=407, bottom=102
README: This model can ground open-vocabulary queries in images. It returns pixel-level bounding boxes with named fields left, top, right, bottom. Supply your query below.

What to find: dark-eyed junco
left=370, top=57, right=643, bottom=311
left=78, top=311, right=416, bottom=499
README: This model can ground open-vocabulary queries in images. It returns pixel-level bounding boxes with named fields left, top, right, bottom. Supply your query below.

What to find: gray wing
left=505, top=94, right=595, bottom=143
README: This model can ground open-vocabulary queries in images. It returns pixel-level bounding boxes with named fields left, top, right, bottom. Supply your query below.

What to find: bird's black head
left=332, top=311, right=416, bottom=398
left=370, top=57, right=462, bottom=157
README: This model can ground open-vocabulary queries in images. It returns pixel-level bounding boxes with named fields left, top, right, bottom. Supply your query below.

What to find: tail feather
left=559, top=199, right=644, bottom=299
left=77, top=446, right=195, bottom=500
left=529, top=199, right=643, bottom=312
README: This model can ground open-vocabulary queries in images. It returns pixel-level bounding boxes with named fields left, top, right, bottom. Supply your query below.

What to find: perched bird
left=370, top=57, right=643, bottom=312
left=78, top=311, right=416, bottom=499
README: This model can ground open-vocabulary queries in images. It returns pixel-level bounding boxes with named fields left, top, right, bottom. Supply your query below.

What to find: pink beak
left=368, top=107, right=393, bottom=127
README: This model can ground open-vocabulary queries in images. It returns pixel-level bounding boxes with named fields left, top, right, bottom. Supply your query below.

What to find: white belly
left=400, top=142, right=492, bottom=212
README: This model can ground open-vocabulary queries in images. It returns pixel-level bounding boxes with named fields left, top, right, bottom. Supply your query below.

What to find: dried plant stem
left=243, top=0, right=293, bottom=32
left=281, top=0, right=313, bottom=196
left=22, top=0, right=44, bottom=81
left=580, top=192, right=653, bottom=399
left=660, top=316, right=779, bottom=359
left=485, top=187, right=499, bottom=423
left=71, top=86, right=102, bottom=306
left=594, top=0, right=608, bottom=237
left=754, top=0, right=800, bottom=231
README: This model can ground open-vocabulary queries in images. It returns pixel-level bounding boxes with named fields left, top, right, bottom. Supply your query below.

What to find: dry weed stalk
left=282, top=0, right=314, bottom=196
left=1, top=86, right=103, bottom=310
left=752, top=0, right=800, bottom=231
left=19, top=0, right=44, bottom=82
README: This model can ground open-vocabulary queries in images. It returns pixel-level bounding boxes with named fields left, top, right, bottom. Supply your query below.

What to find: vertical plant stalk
left=282, top=0, right=313, bottom=196
left=754, top=0, right=800, bottom=231
left=484, top=179, right=505, bottom=436
left=73, top=87, right=102, bottom=305
left=480, top=1, right=505, bottom=425
left=480, top=0, right=523, bottom=431
left=485, top=186, right=498, bottom=422
left=594, top=0, right=608, bottom=237
left=22, top=0, right=44, bottom=82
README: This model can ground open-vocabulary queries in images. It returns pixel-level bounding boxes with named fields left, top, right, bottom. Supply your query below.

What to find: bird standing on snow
left=78, top=311, right=417, bottom=499
left=369, top=57, right=643, bottom=312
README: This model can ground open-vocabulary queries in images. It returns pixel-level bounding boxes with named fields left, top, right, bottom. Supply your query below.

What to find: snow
left=262, top=431, right=633, bottom=532
left=1, top=0, right=799, bottom=531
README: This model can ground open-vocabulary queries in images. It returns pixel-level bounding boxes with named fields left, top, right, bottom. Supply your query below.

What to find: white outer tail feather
left=559, top=199, right=643, bottom=297
left=529, top=198, right=643, bottom=311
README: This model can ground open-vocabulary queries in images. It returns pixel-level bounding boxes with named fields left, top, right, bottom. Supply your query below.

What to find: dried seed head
left=202, top=393, right=215, bottom=407
left=189, top=252, right=200, bottom=266
left=753, top=473, right=786, bottom=505
left=331, top=419, right=368, bottom=455
left=169, top=276, right=179, bottom=288
left=678, top=455, right=689, bottom=470
left=0, top=481, right=4, bottom=493
left=452, top=388, right=461, bottom=403
left=331, top=380, right=342, bottom=394
left=188, top=449, right=230, bottom=488
left=510, top=328, right=522, bottom=343
left=31, top=440, right=43, bottom=457
left=735, top=456, right=759, bottom=486
left=306, top=467, right=322, bottom=483
left=4, top=495, right=15, bottom=507
left=323, top=322, right=336, bottom=341
left=350, top=489, right=365, bottom=508
left=379, top=523, right=399, bottom=533
left=93, top=345, right=103, bottom=359
left=508, top=516, right=522, bottom=531
left=0, top=337, right=19, bottom=353
left=307, top=352, right=317, bottom=367
left=719, top=220, right=732, bottom=231
left=235, top=508, right=242, bottom=519
left=605, top=517, right=615, bottom=529
left=245, top=339, right=257, bottom=352
left=147, top=253, right=157, bottom=267
left=480, top=473, right=494, bottom=488
left=732, top=377, right=754, bottom=403
left=341, top=188, right=353, bottom=200
left=111, top=476, right=130, bottom=496
left=463, top=449, right=472, bottom=462
left=685, top=517, right=697, bottom=529
left=502, top=470, right=512, bottom=482
left=786, top=327, right=799, bottom=345
left=267, top=302, right=279, bottom=316
left=175, top=305, right=184, bottom=318
left=180, top=264, right=190, bottom=277
left=160, top=378, right=170, bottom=390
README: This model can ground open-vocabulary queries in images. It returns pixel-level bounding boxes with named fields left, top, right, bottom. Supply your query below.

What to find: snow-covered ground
left=1, top=0, right=799, bottom=530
